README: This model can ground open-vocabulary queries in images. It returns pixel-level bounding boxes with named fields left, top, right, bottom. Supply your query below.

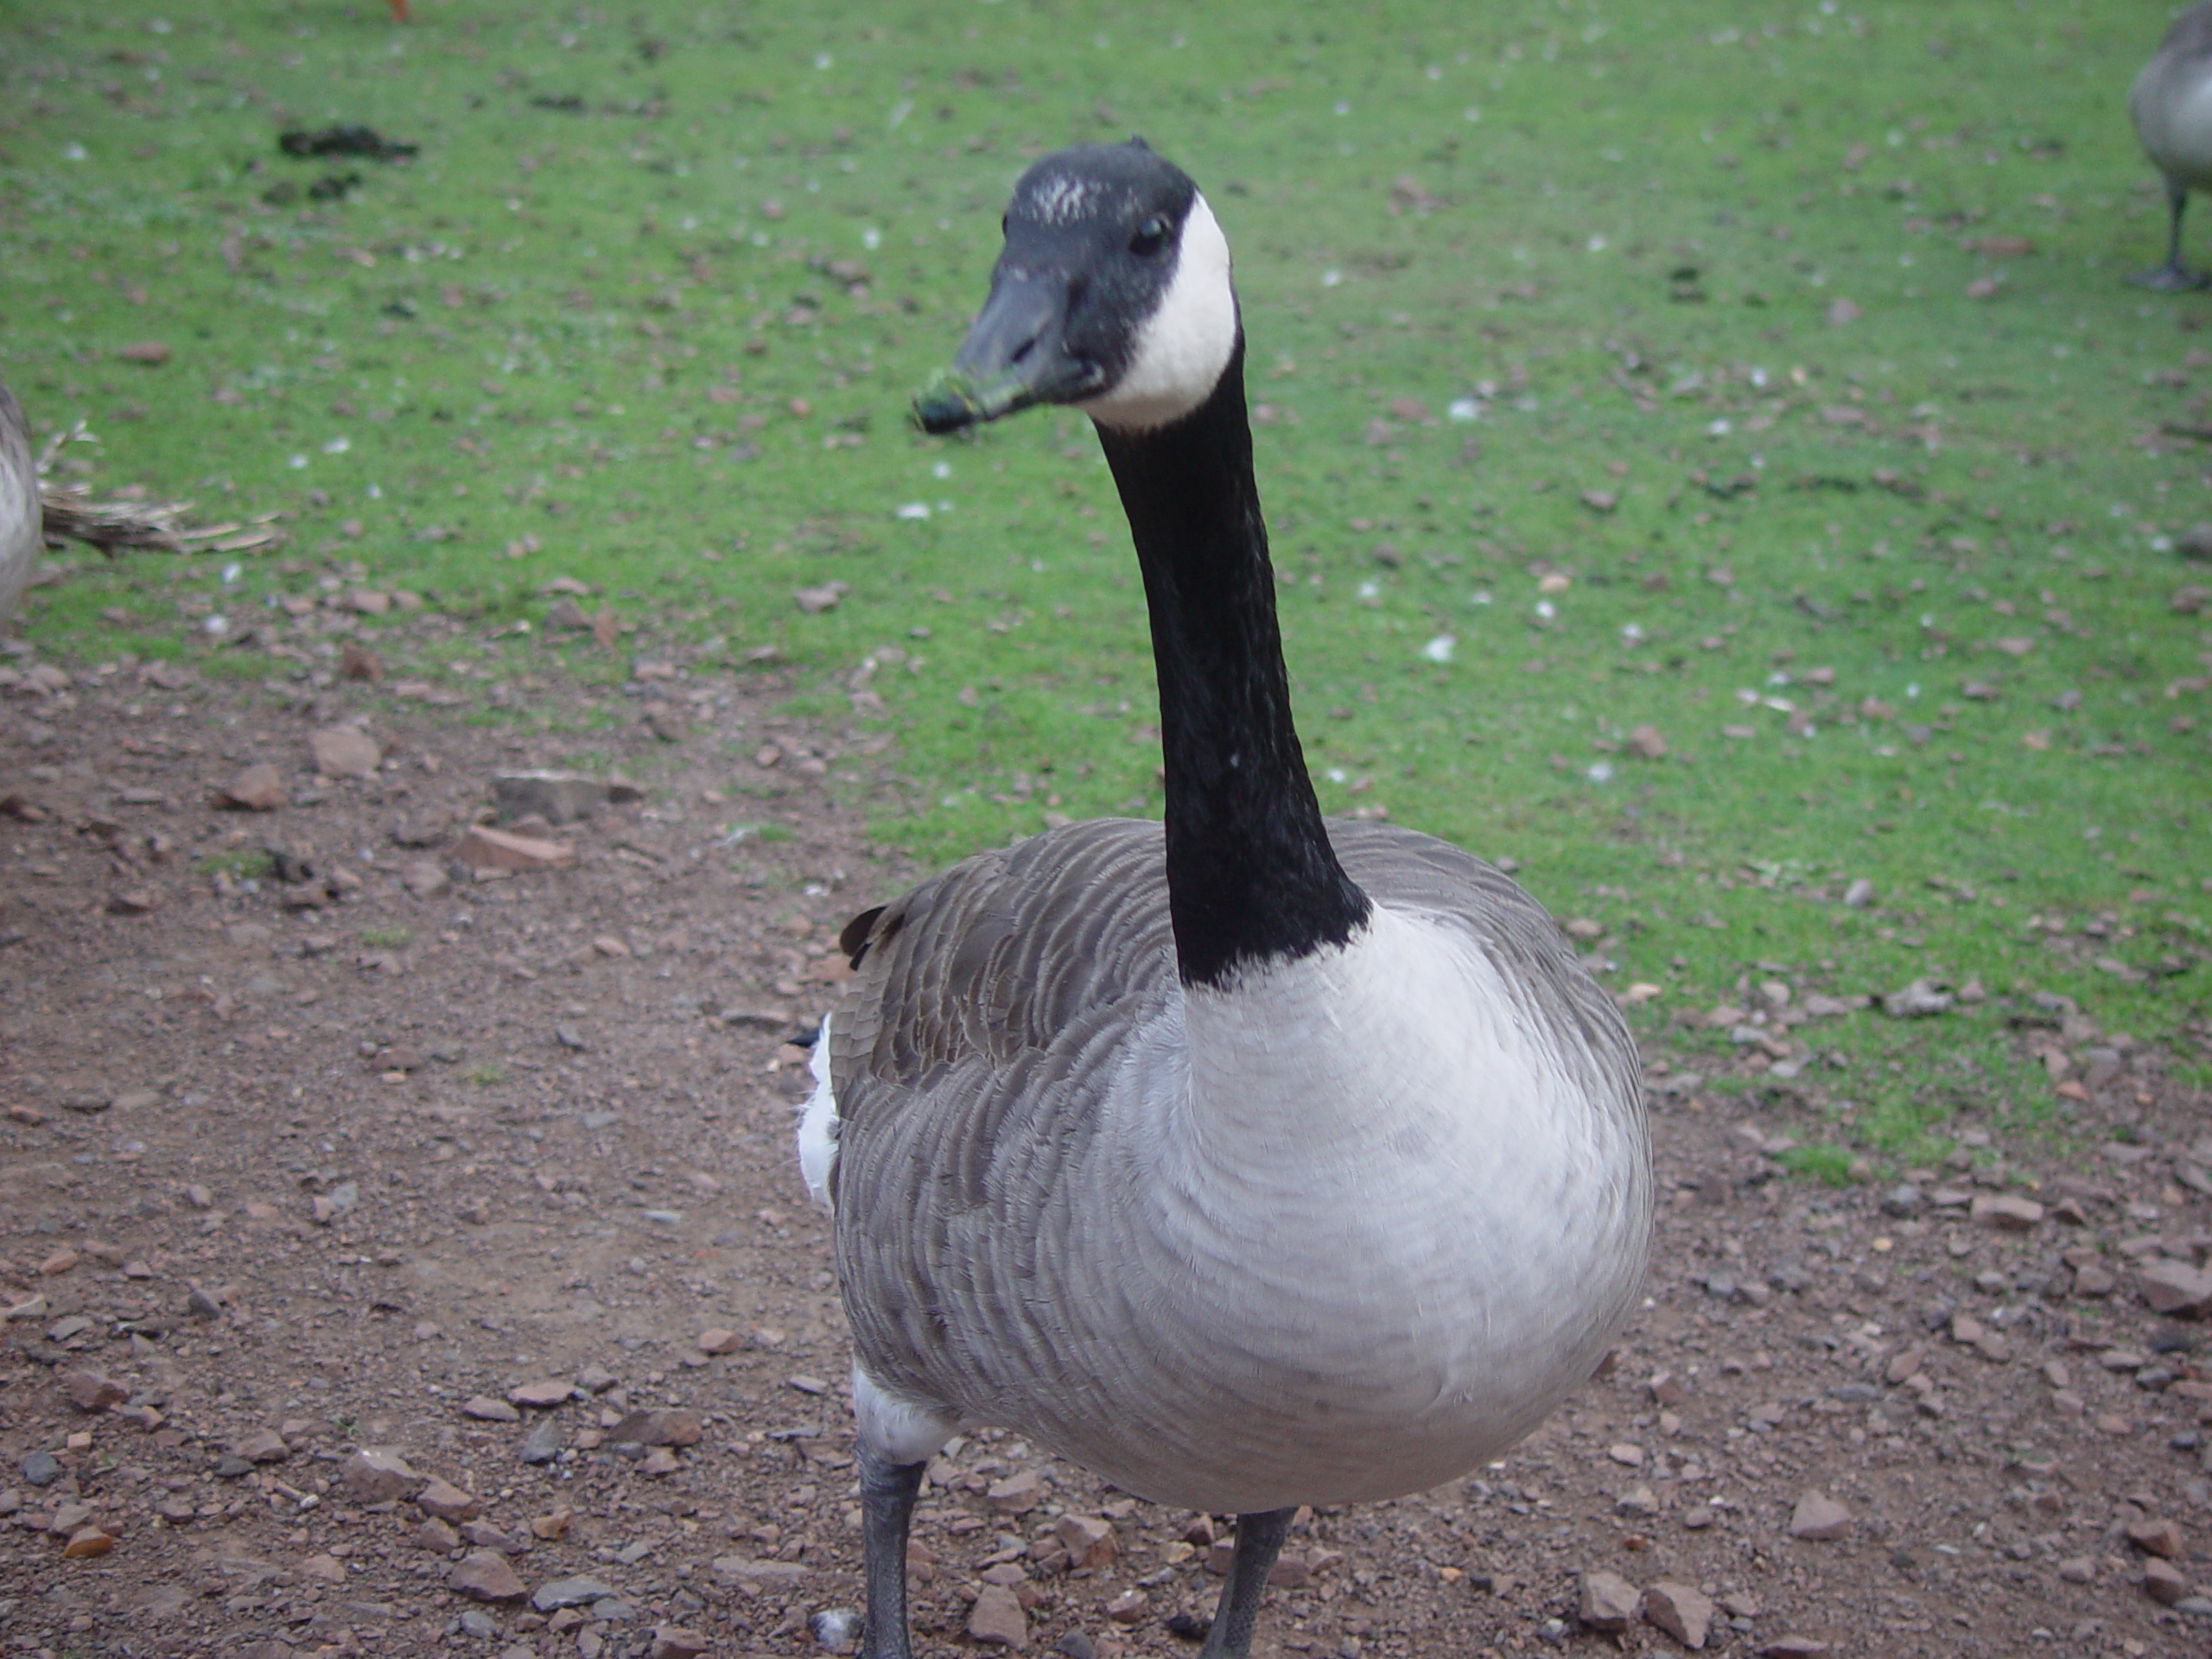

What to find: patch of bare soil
left=1, top=645, right=2209, bottom=1659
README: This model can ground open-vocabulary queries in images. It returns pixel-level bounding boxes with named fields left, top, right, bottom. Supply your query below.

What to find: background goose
left=2131, top=2, right=2212, bottom=288
left=0, top=382, right=38, bottom=623
left=800, top=142, right=1651, bottom=1659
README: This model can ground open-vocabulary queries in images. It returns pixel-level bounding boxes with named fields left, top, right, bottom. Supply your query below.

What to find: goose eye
left=1128, top=214, right=1169, bottom=256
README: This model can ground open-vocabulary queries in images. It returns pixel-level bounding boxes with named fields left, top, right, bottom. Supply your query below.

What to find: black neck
left=1095, top=339, right=1370, bottom=988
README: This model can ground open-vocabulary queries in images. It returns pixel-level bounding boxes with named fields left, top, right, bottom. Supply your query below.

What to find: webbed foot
left=2132, top=262, right=2211, bottom=291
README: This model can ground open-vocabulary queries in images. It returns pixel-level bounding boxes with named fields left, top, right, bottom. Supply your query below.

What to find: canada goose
left=800, top=143, right=1651, bottom=1659
left=2131, top=2, right=2212, bottom=288
left=0, top=382, right=37, bottom=622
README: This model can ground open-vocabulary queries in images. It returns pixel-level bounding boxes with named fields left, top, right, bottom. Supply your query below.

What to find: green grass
left=1774, top=1142, right=1859, bottom=1186
left=195, top=845, right=276, bottom=881
left=5, top=1, right=2208, bottom=1162
left=359, top=925, right=414, bottom=948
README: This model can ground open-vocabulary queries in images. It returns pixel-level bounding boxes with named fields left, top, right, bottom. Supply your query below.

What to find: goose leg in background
left=2139, top=177, right=2209, bottom=289
left=1195, top=1508, right=1296, bottom=1659
left=857, top=1446, right=926, bottom=1659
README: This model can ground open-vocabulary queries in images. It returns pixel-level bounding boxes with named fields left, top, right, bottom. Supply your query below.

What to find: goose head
left=915, top=141, right=1239, bottom=436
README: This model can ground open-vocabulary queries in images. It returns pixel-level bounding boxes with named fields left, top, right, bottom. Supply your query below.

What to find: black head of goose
left=2131, top=3, right=2212, bottom=289
left=0, top=382, right=38, bottom=623
left=800, top=142, right=1652, bottom=1659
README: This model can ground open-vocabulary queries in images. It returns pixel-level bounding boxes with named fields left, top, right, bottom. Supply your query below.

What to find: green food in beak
left=910, top=271, right=1101, bottom=435
left=911, top=367, right=1046, bottom=436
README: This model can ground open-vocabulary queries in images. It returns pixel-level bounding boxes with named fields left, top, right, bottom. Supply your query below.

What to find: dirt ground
left=2, top=628, right=2209, bottom=1659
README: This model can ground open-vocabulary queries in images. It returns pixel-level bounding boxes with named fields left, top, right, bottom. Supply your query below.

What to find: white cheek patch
left=1078, top=194, right=1238, bottom=432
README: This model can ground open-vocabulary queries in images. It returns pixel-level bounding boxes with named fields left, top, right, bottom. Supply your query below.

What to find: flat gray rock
left=518, top=1415, right=563, bottom=1465
left=531, top=1574, right=619, bottom=1612
left=493, top=771, right=607, bottom=825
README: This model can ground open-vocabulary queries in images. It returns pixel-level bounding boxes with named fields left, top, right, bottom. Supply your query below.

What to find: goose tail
left=797, top=1011, right=839, bottom=1211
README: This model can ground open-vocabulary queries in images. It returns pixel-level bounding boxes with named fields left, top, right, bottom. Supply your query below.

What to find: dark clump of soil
left=276, top=125, right=419, bottom=162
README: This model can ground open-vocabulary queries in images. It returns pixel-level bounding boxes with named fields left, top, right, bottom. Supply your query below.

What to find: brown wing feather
left=830, top=817, right=1174, bottom=1103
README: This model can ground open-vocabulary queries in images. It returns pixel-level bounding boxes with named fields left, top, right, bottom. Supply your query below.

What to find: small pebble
left=449, top=1548, right=527, bottom=1602
left=1787, top=1491, right=1853, bottom=1541
left=1643, top=1581, right=1714, bottom=1650
left=1577, top=1569, right=1640, bottom=1632
left=518, top=1415, right=563, bottom=1465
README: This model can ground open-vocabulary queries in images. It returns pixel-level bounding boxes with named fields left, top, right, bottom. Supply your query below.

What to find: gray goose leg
left=1195, top=1508, right=1296, bottom=1659
left=2138, top=177, right=2209, bottom=289
left=858, top=1446, right=926, bottom=1659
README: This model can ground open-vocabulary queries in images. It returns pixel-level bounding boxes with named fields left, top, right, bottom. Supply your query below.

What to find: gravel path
left=2, top=639, right=2208, bottom=1659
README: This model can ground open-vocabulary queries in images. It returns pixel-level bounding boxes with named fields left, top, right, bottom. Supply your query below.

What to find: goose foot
left=2133, top=263, right=2211, bottom=291
left=2139, top=188, right=2206, bottom=289
left=1193, top=1509, right=1296, bottom=1659
left=857, top=1446, right=926, bottom=1659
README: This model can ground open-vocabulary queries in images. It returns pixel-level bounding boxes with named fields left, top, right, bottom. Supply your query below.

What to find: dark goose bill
left=911, top=271, right=1108, bottom=435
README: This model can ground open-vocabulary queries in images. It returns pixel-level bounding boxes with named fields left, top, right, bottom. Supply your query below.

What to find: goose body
left=819, top=819, right=1643, bottom=1514
left=2131, top=3, right=2212, bottom=288
left=0, top=383, right=37, bottom=622
left=799, top=143, right=1651, bottom=1659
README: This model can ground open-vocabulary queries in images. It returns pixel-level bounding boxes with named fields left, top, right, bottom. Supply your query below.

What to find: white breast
left=1028, top=906, right=1648, bottom=1510
left=2136, top=60, right=2212, bottom=187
